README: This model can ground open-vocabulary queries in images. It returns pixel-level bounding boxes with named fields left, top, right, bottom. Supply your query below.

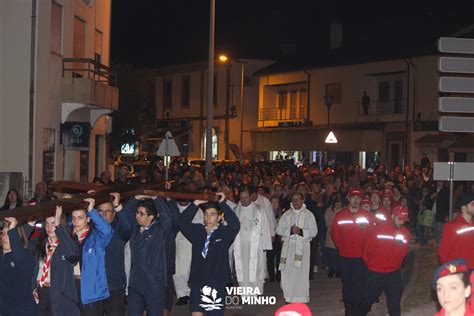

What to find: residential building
left=0, top=0, right=118, bottom=198
left=153, top=59, right=273, bottom=161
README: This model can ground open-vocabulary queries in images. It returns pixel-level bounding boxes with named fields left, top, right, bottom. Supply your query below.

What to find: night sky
left=110, top=0, right=474, bottom=68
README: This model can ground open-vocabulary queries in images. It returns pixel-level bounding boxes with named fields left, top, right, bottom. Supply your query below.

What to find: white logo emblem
left=10, top=261, right=15, bottom=268
left=199, top=286, right=224, bottom=311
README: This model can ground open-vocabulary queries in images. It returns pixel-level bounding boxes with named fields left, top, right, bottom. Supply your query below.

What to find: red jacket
left=373, top=207, right=392, bottom=224
left=331, top=208, right=375, bottom=258
left=362, top=222, right=410, bottom=273
left=438, top=213, right=474, bottom=269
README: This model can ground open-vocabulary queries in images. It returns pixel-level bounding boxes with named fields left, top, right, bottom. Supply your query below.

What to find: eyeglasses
left=135, top=211, right=148, bottom=217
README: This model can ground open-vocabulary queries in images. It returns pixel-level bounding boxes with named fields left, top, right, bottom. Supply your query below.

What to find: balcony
left=358, top=98, right=407, bottom=116
left=258, top=105, right=307, bottom=127
left=61, top=58, right=119, bottom=111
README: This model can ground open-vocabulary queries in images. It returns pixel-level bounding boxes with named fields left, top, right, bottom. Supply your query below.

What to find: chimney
left=330, top=19, right=343, bottom=50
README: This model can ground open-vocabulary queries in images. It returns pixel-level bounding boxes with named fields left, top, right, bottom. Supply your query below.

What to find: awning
left=251, top=128, right=383, bottom=152
left=448, top=135, right=474, bottom=152
left=414, top=134, right=454, bottom=148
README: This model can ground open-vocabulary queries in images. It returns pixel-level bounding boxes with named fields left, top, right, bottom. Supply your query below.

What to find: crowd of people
left=1, top=157, right=474, bottom=316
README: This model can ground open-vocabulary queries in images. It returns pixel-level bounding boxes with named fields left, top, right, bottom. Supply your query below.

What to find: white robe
left=254, top=194, right=277, bottom=279
left=276, top=205, right=317, bottom=303
left=173, top=203, right=204, bottom=298
left=233, top=202, right=272, bottom=295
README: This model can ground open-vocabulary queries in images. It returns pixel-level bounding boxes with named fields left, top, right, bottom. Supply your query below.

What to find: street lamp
left=218, top=54, right=246, bottom=165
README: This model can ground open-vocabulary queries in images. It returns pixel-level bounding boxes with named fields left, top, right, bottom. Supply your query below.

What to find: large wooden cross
left=0, top=181, right=218, bottom=223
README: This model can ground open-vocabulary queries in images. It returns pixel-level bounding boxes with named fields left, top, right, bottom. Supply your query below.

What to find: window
left=164, top=79, right=172, bottom=109
left=73, top=16, right=86, bottom=77
left=394, top=80, right=403, bottom=113
left=378, top=81, right=390, bottom=103
left=181, top=76, right=190, bottom=108
left=50, top=2, right=62, bottom=54
left=94, top=29, right=103, bottom=63
left=278, top=91, right=288, bottom=109
left=300, top=90, right=307, bottom=107
left=325, top=83, right=342, bottom=104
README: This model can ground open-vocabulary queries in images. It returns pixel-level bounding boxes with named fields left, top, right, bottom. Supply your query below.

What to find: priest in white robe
left=234, top=187, right=272, bottom=295
left=276, top=192, right=317, bottom=303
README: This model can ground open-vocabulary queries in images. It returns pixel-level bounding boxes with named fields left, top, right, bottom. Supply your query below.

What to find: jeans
left=434, top=221, right=444, bottom=246
left=326, top=247, right=341, bottom=274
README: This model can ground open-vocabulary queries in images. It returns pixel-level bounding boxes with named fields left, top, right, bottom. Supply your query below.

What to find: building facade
left=0, top=0, right=118, bottom=197
left=153, top=59, right=273, bottom=161
left=253, top=54, right=473, bottom=170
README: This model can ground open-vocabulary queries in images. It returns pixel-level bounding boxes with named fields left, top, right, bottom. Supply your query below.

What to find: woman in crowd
left=0, top=217, right=36, bottom=315
left=1, top=188, right=23, bottom=210
left=433, top=258, right=474, bottom=316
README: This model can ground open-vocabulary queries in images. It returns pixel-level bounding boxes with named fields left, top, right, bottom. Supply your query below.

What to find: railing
left=63, top=58, right=117, bottom=87
left=259, top=105, right=307, bottom=121
left=358, top=98, right=407, bottom=115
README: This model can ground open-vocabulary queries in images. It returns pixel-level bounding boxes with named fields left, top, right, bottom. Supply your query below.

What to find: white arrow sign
left=439, top=77, right=474, bottom=94
left=439, top=97, right=474, bottom=113
left=157, top=131, right=181, bottom=156
left=438, top=37, right=474, bottom=54
left=439, top=57, right=474, bottom=74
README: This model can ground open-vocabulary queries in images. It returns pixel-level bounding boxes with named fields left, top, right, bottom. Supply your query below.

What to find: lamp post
left=218, top=55, right=246, bottom=165
left=205, top=0, right=215, bottom=180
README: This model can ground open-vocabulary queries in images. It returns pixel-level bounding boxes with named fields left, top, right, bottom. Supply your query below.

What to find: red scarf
left=72, top=226, right=90, bottom=244
left=39, top=238, right=59, bottom=286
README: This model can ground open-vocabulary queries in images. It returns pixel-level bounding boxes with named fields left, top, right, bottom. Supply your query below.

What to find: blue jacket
left=179, top=202, right=240, bottom=288
left=105, top=209, right=132, bottom=291
left=34, top=224, right=81, bottom=316
left=0, top=228, right=37, bottom=316
left=122, top=197, right=172, bottom=294
left=79, top=209, right=113, bottom=304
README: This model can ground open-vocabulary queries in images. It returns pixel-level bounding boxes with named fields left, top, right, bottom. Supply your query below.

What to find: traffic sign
left=438, top=37, right=474, bottom=54
left=157, top=131, right=181, bottom=156
left=439, top=116, right=474, bottom=132
left=439, top=57, right=474, bottom=74
left=434, top=162, right=474, bottom=182
left=439, top=77, right=474, bottom=94
left=439, top=97, right=474, bottom=113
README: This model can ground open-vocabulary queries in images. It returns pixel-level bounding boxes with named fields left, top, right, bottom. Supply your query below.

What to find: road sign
left=439, top=116, right=474, bottom=132
left=439, top=77, right=474, bottom=94
left=157, top=131, right=181, bottom=156
left=439, top=97, right=474, bottom=113
left=438, top=37, right=474, bottom=54
left=439, top=57, right=474, bottom=74
left=434, top=162, right=474, bottom=181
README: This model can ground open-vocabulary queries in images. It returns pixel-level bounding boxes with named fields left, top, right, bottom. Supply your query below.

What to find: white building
left=0, top=0, right=118, bottom=197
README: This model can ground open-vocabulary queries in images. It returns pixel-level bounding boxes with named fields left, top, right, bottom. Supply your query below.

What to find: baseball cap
left=348, top=188, right=363, bottom=198
left=392, top=206, right=409, bottom=222
left=361, top=198, right=371, bottom=206
left=455, top=192, right=474, bottom=209
left=275, top=303, right=312, bottom=316
left=432, top=258, right=468, bottom=289
left=382, top=188, right=393, bottom=198
left=371, top=189, right=382, bottom=197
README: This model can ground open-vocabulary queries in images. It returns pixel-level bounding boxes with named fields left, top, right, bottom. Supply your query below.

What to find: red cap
left=361, top=198, right=370, bottom=206
left=348, top=188, right=364, bottom=198
left=371, top=189, right=382, bottom=197
left=382, top=188, right=393, bottom=198
left=392, top=206, right=409, bottom=221
left=275, top=303, right=313, bottom=316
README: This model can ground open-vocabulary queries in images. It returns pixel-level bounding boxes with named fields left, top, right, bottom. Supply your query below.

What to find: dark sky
left=110, top=0, right=474, bottom=68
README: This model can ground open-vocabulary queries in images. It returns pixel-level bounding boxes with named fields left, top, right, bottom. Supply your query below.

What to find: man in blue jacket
left=71, top=198, right=113, bottom=315
left=121, top=194, right=172, bottom=316
left=97, top=192, right=133, bottom=315
left=179, top=193, right=240, bottom=316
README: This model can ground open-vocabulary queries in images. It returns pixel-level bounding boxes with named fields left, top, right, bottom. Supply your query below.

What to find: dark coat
left=122, top=197, right=172, bottom=294
left=179, top=202, right=240, bottom=288
left=0, top=228, right=37, bottom=316
left=34, top=225, right=81, bottom=316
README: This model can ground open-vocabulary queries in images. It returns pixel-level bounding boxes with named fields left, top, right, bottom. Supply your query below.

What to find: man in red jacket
left=331, top=188, right=375, bottom=316
left=358, top=206, right=410, bottom=316
left=438, top=192, right=474, bottom=269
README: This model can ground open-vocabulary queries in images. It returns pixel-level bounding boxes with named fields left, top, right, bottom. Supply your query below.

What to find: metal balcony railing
left=62, top=58, right=117, bottom=87
left=358, top=98, right=407, bottom=115
left=259, top=105, right=307, bottom=121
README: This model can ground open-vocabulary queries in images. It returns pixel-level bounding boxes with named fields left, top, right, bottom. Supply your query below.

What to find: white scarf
left=279, top=203, right=306, bottom=270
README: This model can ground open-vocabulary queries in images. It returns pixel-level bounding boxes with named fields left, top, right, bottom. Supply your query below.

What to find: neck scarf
left=73, top=226, right=90, bottom=244
left=39, top=238, right=59, bottom=286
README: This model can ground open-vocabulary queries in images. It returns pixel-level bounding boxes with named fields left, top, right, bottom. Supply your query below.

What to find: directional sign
left=439, top=57, right=474, bottom=74
left=439, top=77, right=474, bottom=94
left=438, top=37, right=474, bottom=54
left=439, top=116, right=474, bottom=132
left=434, top=162, right=474, bottom=181
left=439, top=97, right=474, bottom=113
